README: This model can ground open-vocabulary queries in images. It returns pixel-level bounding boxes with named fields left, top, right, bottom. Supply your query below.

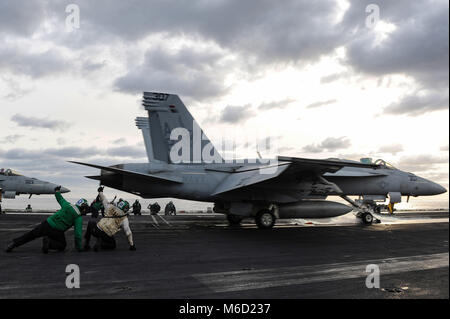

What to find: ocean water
left=1, top=195, right=448, bottom=212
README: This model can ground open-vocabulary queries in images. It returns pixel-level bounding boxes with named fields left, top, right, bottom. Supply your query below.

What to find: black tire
left=255, top=209, right=276, bottom=229
left=362, top=212, right=374, bottom=225
left=227, top=214, right=243, bottom=225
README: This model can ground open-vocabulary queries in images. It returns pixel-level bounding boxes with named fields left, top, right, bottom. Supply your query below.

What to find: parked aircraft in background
left=71, top=92, right=446, bottom=228
left=0, top=168, right=70, bottom=212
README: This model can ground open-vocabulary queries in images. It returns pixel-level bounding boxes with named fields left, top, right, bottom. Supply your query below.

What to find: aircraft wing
left=69, top=161, right=183, bottom=183
left=277, top=156, right=380, bottom=174
left=211, top=163, right=290, bottom=195
left=323, top=170, right=388, bottom=177
left=212, top=156, right=382, bottom=196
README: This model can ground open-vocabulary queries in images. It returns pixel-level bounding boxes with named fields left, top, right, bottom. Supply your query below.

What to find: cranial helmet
left=117, top=199, right=130, bottom=213
left=75, top=198, right=89, bottom=214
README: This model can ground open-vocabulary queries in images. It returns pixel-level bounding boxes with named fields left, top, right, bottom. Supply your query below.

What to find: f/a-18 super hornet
left=0, top=168, right=70, bottom=212
left=71, top=92, right=447, bottom=228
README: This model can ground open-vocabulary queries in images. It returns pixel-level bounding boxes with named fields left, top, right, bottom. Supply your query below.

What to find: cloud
left=11, top=114, right=71, bottom=131
left=258, top=99, right=296, bottom=110
left=0, top=145, right=148, bottom=196
left=302, top=136, right=351, bottom=153
left=40, top=0, right=447, bottom=83
left=0, top=1, right=45, bottom=37
left=46, top=147, right=101, bottom=159
left=0, top=75, right=32, bottom=100
left=42, top=0, right=345, bottom=65
left=0, top=46, right=69, bottom=79
left=320, top=72, right=348, bottom=84
left=377, top=144, right=404, bottom=155
left=306, top=99, right=337, bottom=109
left=343, top=1, right=448, bottom=86
left=0, top=145, right=147, bottom=162
left=219, top=104, right=254, bottom=124
left=106, top=146, right=147, bottom=158
left=1, top=1, right=447, bottom=108
left=114, top=45, right=231, bottom=101
left=342, top=0, right=449, bottom=115
left=337, top=153, right=368, bottom=161
left=0, top=157, right=90, bottom=178
left=82, top=60, right=107, bottom=73
left=1, top=134, right=24, bottom=143
left=0, top=147, right=97, bottom=160
left=2, top=1, right=447, bottom=85
left=383, top=91, right=449, bottom=116
left=419, top=171, right=449, bottom=185
left=0, top=1, right=448, bottom=201
left=396, top=154, right=449, bottom=172
left=112, top=138, right=127, bottom=145
left=277, top=146, right=295, bottom=153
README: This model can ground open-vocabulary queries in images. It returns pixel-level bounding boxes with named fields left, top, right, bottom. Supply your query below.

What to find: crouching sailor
left=84, top=187, right=136, bottom=251
left=5, top=186, right=88, bottom=253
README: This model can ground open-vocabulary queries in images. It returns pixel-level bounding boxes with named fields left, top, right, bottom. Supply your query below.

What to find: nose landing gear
left=387, top=203, right=395, bottom=214
left=340, top=195, right=381, bottom=225
left=361, top=212, right=374, bottom=225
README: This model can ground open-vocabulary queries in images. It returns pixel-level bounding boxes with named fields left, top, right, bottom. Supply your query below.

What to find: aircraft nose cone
left=431, top=182, right=447, bottom=195
left=61, top=186, right=71, bottom=193
left=48, top=183, right=70, bottom=193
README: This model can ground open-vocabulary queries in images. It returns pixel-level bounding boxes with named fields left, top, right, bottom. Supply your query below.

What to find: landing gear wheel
left=362, top=212, right=374, bottom=225
left=227, top=214, right=243, bottom=226
left=255, top=209, right=276, bottom=229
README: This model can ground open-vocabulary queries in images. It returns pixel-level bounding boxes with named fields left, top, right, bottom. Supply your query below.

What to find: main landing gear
left=255, top=209, right=276, bottom=229
left=225, top=209, right=277, bottom=229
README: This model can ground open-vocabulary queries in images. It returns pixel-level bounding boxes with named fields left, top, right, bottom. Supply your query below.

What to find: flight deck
left=0, top=211, right=448, bottom=298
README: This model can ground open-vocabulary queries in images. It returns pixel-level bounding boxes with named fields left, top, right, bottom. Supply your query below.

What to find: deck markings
left=193, top=252, right=449, bottom=293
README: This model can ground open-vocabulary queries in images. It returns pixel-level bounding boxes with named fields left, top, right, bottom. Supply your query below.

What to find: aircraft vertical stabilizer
left=135, top=117, right=154, bottom=162
left=142, top=92, right=223, bottom=163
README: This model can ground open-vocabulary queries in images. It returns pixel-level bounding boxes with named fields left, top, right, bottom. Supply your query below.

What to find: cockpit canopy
left=0, top=168, right=22, bottom=176
left=360, top=158, right=396, bottom=169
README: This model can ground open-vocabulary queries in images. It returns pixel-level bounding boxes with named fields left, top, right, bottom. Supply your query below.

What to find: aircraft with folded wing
left=71, top=92, right=446, bottom=228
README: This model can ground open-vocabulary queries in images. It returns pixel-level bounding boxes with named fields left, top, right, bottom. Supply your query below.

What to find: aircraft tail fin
left=135, top=117, right=155, bottom=162
left=141, top=92, right=222, bottom=163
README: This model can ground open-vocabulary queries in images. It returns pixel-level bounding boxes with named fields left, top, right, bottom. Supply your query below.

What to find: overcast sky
left=0, top=0, right=448, bottom=206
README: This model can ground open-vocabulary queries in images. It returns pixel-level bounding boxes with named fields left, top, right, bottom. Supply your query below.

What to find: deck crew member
left=6, top=186, right=89, bottom=253
left=84, top=187, right=136, bottom=251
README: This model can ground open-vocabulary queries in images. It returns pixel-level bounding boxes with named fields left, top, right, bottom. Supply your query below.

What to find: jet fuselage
left=92, top=161, right=446, bottom=203
left=0, top=170, right=70, bottom=199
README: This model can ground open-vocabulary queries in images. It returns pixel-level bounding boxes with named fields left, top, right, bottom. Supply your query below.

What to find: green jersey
left=47, top=192, right=83, bottom=250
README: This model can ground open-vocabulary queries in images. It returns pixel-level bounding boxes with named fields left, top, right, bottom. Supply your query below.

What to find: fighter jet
left=70, top=92, right=447, bottom=228
left=0, top=168, right=70, bottom=212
